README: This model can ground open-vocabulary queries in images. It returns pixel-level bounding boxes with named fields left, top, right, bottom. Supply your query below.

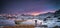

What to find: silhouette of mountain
left=54, top=9, right=60, bottom=17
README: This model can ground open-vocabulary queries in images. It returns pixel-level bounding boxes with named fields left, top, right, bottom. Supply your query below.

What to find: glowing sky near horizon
left=0, top=0, right=60, bottom=15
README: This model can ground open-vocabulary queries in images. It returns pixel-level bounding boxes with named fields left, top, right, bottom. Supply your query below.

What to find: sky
left=0, top=0, right=60, bottom=15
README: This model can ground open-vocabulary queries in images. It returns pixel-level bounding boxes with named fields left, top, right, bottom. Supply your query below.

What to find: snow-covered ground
left=0, top=14, right=60, bottom=28
left=21, top=19, right=43, bottom=26
left=19, top=18, right=60, bottom=28
left=35, top=27, right=45, bottom=28
left=0, top=20, right=16, bottom=26
left=43, top=21, right=56, bottom=27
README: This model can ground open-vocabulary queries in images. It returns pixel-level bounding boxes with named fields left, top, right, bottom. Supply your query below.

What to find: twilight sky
left=0, top=0, right=60, bottom=15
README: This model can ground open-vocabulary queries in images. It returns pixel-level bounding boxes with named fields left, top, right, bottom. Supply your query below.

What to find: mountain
left=37, top=12, right=54, bottom=19
left=54, top=9, right=60, bottom=17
